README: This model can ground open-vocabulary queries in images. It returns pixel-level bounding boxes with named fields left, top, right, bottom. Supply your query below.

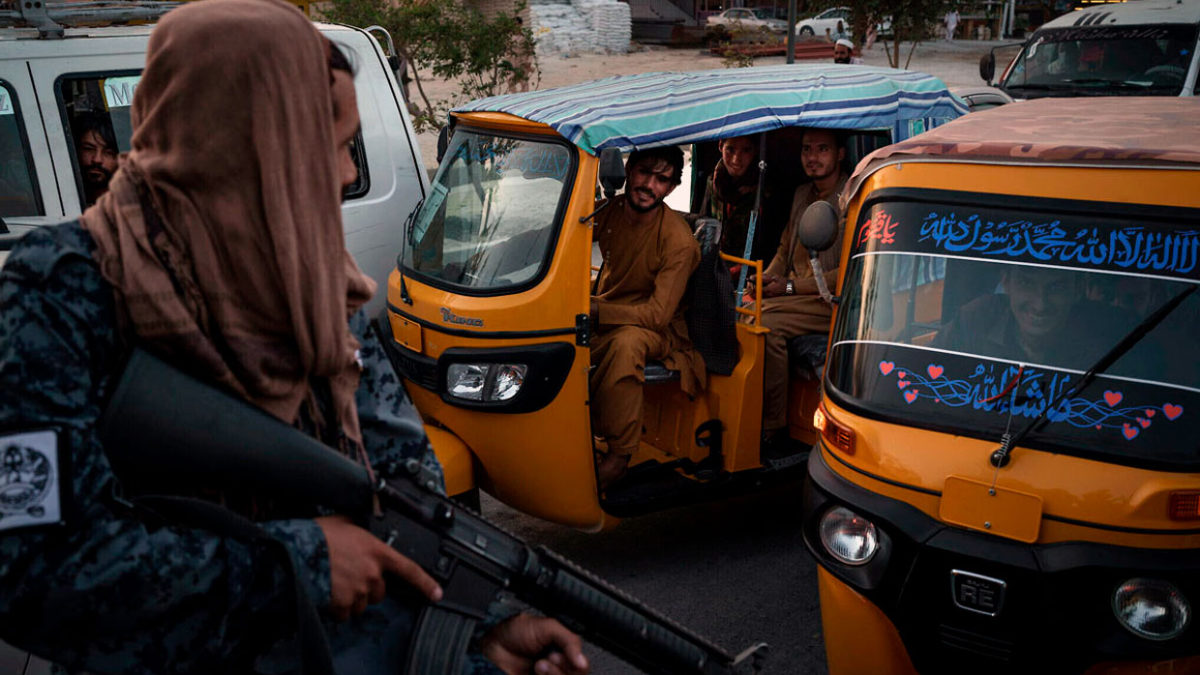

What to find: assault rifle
left=98, top=348, right=768, bottom=675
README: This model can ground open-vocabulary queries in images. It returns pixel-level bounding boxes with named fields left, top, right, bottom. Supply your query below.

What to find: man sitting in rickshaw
left=704, top=134, right=787, bottom=265
left=751, top=128, right=848, bottom=458
left=590, top=147, right=704, bottom=487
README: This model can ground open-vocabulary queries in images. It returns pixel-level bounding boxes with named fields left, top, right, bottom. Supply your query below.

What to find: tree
left=815, top=0, right=949, bottom=70
left=320, top=0, right=538, bottom=131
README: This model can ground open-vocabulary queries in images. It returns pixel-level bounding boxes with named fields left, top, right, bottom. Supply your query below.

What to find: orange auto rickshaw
left=797, top=97, right=1200, bottom=674
left=379, top=65, right=966, bottom=529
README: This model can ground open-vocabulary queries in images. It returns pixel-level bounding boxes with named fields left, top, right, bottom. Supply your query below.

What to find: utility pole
left=786, top=0, right=796, bottom=63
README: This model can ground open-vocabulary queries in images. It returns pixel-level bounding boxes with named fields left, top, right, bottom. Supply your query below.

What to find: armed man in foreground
left=0, top=0, right=586, bottom=673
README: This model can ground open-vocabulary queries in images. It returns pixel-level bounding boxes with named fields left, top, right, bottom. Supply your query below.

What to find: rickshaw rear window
left=403, top=131, right=574, bottom=293
left=0, top=81, right=42, bottom=218
left=828, top=195, right=1200, bottom=470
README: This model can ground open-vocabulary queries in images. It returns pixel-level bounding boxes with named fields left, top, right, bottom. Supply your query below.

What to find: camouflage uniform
left=0, top=223, right=504, bottom=674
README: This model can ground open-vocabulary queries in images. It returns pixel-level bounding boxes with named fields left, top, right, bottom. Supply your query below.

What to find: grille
left=937, top=624, right=1015, bottom=663
left=387, top=341, right=438, bottom=391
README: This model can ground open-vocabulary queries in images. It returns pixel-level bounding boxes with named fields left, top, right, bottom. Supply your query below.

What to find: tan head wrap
left=81, top=0, right=376, bottom=452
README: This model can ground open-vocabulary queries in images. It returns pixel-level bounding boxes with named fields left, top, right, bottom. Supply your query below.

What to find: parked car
left=706, top=7, right=787, bottom=34
left=796, top=5, right=850, bottom=37
left=982, top=0, right=1200, bottom=99
left=795, top=6, right=890, bottom=41
left=0, top=2, right=428, bottom=316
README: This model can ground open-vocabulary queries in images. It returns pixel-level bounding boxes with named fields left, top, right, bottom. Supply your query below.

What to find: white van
left=981, top=0, right=1200, bottom=99
left=0, top=4, right=428, bottom=313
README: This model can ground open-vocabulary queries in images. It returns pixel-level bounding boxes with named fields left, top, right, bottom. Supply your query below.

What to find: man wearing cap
left=833, top=38, right=862, bottom=64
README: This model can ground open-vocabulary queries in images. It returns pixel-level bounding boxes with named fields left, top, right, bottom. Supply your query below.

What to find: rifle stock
left=98, top=348, right=768, bottom=675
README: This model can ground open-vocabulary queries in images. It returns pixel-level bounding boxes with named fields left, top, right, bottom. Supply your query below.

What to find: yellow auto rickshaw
left=380, top=65, right=966, bottom=529
left=797, top=97, right=1200, bottom=674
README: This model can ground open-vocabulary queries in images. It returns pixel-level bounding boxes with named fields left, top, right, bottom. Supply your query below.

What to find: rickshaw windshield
left=402, top=130, right=575, bottom=292
left=827, top=195, right=1200, bottom=470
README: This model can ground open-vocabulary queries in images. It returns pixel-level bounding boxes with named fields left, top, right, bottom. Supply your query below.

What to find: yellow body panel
left=818, top=568, right=919, bottom=675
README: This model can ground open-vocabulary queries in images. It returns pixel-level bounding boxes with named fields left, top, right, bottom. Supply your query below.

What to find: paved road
left=480, top=479, right=830, bottom=675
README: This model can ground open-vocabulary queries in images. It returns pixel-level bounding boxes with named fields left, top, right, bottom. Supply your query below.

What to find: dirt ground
left=411, top=37, right=1006, bottom=172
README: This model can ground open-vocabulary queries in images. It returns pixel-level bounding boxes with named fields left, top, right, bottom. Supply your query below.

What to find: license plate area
left=939, top=476, right=1043, bottom=543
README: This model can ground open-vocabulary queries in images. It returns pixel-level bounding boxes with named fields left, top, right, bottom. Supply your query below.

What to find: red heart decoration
left=904, top=389, right=918, bottom=404
left=879, top=361, right=895, bottom=376
left=1122, top=423, right=1139, bottom=440
left=1137, top=417, right=1151, bottom=429
left=1145, top=409, right=1156, bottom=418
left=1163, top=404, right=1183, bottom=420
left=898, top=380, right=910, bottom=389
left=898, top=371, right=907, bottom=379
left=1103, top=390, right=1123, bottom=407
left=927, top=364, right=944, bottom=379
left=1095, top=425, right=1102, bottom=430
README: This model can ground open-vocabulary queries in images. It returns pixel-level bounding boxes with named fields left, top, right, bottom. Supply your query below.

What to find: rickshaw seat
left=788, top=334, right=828, bottom=381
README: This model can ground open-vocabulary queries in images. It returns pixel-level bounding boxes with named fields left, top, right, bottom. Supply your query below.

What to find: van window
left=827, top=196, right=1200, bottom=470
left=1003, top=24, right=1198, bottom=96
left=58, top=72, right=369, bottom=209
left=0, top=81, right=42, bottom=218
left=402, top=130, right=575, bottom=293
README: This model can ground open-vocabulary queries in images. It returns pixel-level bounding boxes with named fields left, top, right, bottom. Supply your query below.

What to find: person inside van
left=590, top=146, right=703, bottom=488
left=749, top=128, right=848, bottom=459
left=73, top=114, right=120, bottom=206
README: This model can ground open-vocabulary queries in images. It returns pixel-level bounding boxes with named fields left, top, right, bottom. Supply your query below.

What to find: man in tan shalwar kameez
left=591, top=146, right=703, bottom=487
left=753, top=128, right=848, bottom=452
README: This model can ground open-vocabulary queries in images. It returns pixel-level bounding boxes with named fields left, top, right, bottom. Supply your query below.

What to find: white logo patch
left=0, top=430, right=60, bottom=531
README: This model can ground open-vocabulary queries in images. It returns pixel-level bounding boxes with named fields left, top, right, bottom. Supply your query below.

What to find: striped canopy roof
left=454, top=64, right=968, bottom=155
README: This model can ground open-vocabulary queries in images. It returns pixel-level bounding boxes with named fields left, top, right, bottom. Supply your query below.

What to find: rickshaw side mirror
left=436, top=125, right=453, bottom=164
left=598, top=148, right=625, bottom=199
left=980, top=51, right=996, bottom=85
left=798, top=201, right=839, bottom=254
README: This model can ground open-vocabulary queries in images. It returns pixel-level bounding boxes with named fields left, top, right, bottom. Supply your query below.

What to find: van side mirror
left=798, top=201, right=839, bottom=254
left=979, top=51, right=996, bottom=85
left=598, top=148, right=625, bottom=199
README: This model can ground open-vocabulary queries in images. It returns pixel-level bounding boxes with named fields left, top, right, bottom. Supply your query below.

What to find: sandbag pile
left=529, top=0, right=631, bottom=56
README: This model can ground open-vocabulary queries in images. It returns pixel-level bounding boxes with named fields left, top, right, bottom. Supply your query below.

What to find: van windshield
left=403, top=130, right=574, bottom=292
left=827, top=195, right=1200, bottom=470
left=1001, top=24, right=1197, bottom=96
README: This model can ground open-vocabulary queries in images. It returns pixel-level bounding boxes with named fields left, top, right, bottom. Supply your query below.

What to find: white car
left=794, top=6, right=891, bottom=40
left=795, top=6, right=850, bottom=37
left=706, top=8, right=787, bottom=34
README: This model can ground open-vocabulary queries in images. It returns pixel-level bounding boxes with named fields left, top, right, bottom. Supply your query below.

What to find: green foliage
left=320, top=0, right=538, bottom=131
left=808, top=0, right=950, bottom=69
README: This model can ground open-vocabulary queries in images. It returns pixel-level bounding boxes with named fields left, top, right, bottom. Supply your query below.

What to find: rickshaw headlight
left=1113, top=578, right=1190, bottom=641
left=447, top=363, right=528, bottom=402
left=447, top=364, right=488, bottom=401
left=491, top=364, right=527, bottom=401
left=819, top=506, right=878, bottom=566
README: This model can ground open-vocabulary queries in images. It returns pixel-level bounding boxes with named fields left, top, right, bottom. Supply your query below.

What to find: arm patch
left=0, top=429, right=65, bottom=532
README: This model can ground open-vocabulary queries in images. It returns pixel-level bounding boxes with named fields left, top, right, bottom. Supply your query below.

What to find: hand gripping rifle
left=98, top=348, right=769, bottom=675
